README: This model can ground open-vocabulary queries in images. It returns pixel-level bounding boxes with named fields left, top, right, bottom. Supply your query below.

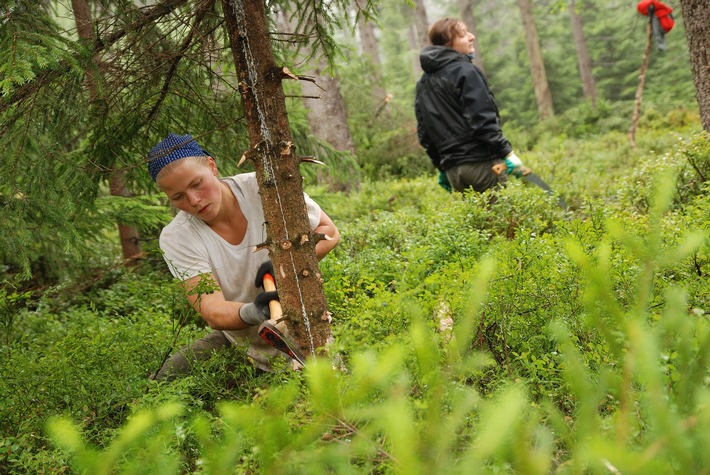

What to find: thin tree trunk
left=406, top=0, right=429, bottom=76
left=679, top=0, right=710, bottom=132
left=408, top=23, right=422, bottom=76
left=628, top=21, right=653, bottom=148
left=458, top=0, right=485, bottom=73
left=569, top=0, right=597, bottom=108
left=412, top=0, right=430, bottom=48
left=300, top=58, right=359, bottom=192
left=355, top=0, right=381, bottom=68
left=517, top=0, right=554, bottom=120
left=300, top=63, right=354, bottom=153
left=71, top=0, right=142, bottom=262
left=351, top=1, right=390, bottom=128
left=277, top=9, right=359, bottom=192
left=109, top=171, right=142, bottom=260
left=221, top=0, right=331, bottom=356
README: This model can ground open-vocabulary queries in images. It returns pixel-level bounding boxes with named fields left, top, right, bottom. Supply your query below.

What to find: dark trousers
left=152, top=330, right=232, bottom=382
left=446, top=159, right=508, bottom=193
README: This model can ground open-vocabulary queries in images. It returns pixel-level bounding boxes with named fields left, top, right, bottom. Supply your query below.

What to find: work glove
left=254, top=261, right=275, bottom=288
left=504, top=151, right=527, bottom=178
left=437, top=170, right=452, bottom=193
left=239, top=291, right=279, bottom=325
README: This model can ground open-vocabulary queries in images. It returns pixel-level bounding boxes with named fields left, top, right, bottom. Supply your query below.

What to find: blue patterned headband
left=148, top=133, right=210, bottom=181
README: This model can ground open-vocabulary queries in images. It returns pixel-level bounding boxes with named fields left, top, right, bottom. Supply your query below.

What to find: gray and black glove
left=239, top=291, right=279, bottom=326
left=254, top=261, right=275, bottom=288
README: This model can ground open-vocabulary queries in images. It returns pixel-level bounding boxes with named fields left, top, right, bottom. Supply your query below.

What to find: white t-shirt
left=159, top=172, right=322, bottom=369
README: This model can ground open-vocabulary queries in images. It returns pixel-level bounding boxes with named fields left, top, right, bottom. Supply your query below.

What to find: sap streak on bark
left=222, top=0, right=332, bottom=357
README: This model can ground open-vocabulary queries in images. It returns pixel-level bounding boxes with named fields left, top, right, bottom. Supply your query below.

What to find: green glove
left=438, top=170, right=452, bottom=193
left=504, top=151, right=526, bottom=178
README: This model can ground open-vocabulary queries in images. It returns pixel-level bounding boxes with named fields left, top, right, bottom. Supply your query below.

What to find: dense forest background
left=1, top=0, right=708, bottom=473
left=0, top=0, right=702, bottom=282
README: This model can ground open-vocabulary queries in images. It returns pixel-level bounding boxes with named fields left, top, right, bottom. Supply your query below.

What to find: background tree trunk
left=628, top=21, right=653, bottom=148
left=569, top=0, right=597, bottom=108
left=517, top=0, right=555, bottom=120
left=71, top=0, right=142, bottom=262
left=109, top=171, right=142, bottom=261
left=679, top=0, right=710, bottom=132
left=405, top=0, right=430, bottom=76
left=458, top=0, right=486, bottom=73
left=355, top=0, right=381, bottom=68
left=221, top=0, right=331, bottom=357
left=301, top=77, right=352, bottom=150
left=277, top=8, right=359, bottom=192
left=300, top=58, right=359, bottom=192
left=411, top=0, right=430, bottom=48
left=407, top=23, right=422, bottom=76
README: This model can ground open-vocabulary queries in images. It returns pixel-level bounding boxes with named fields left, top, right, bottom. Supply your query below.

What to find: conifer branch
left=146, top=0, right=215, bottom=124
left=0, top=0, right=189, bottom=114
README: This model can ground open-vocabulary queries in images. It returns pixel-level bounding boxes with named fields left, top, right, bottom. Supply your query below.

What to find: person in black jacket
left=415, top=18, right=527, bottom=194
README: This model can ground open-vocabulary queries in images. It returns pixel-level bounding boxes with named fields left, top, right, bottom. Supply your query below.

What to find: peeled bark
left=221, top=0, right=331, bottom=356
left=517, top=0, right=554, bottom=120
left=679, top=0, right=710, bottom=132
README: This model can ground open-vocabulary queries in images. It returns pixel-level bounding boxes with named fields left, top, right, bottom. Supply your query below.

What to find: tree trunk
left=71, top=0, right=142, bottom=262
left=679, top=0, right=710, bottom=132
left=355, top=0, right=381, bottom=68
left=407, top=23, right=422, bottom=76
left=458, top=0, right=485, bottom=73
left=629, top=21, right=653, bottom=149
left=276, top=8, right=359, bottom=192
left=301, top=66, right=355, bottom=153
left=109, top=171, right=142, bottom=260
left=517, top=0, right=554, bottom=120
left=569, top=0, right=597, bottom=108
left=301, top=57, right=359, bottom=192
left=405, top=0, right=429, bottom=76
left=412, top=0, right=430, bottom=48
left=221, top=0, right=331, bottom=357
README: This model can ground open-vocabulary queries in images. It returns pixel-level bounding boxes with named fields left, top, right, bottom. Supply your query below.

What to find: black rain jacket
left=415, top=46, right=512, bottom=171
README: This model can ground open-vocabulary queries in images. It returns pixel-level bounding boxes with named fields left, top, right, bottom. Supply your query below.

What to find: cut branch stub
left=280, top=66, right=299, bottom=80
left=237, top=139, right=266, bottom=167
left=299, top=156, right=326, bottom=165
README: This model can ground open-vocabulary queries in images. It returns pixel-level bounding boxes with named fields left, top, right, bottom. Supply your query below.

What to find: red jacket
left=637, top=0, right=675, bottom=32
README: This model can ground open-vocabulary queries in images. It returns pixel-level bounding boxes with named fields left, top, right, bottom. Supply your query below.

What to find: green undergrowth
left=1, top=131, right=708, bottom=473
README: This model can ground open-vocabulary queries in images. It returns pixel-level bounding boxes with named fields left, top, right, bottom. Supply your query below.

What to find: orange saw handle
left=491, top=163, right=507, bottom=176
left=262, top=273, right=283, bottom=321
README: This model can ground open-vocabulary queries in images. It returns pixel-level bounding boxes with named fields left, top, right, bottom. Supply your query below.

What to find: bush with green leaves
left=1, top=126, right=708, bottom=473
left=44, top=189, right=709, bottom=472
